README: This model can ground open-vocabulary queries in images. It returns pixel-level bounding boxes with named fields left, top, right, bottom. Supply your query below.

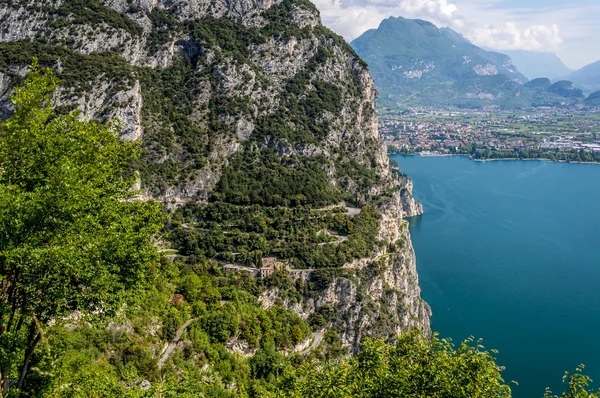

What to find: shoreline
left=471, top=158, right=600, bottom=165
left=390, top=152, right=600, bottom=165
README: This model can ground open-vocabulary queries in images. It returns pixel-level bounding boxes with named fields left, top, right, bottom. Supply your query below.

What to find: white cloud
left=313, top=0, right=464, bottom=40
left=313, top=0, right=564, bottom=55
left=395, top=0, right=460, bottom=22
left=467, top=22, right=563, bottom=52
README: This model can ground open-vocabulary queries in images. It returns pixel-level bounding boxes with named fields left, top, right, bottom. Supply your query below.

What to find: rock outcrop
left=0, top=0, right=430, bottom=349
left=399, top=175, right=424, bottom=218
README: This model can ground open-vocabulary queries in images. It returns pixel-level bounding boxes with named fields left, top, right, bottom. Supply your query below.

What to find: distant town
left=379, top=106, right=600, bottom=162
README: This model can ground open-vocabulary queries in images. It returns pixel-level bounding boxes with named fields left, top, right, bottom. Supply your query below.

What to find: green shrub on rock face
left=213, top=149, right=343, bottom=207
left=38, top=0, right=143, bottom=37
left=167, top=203, right=381, bottom=271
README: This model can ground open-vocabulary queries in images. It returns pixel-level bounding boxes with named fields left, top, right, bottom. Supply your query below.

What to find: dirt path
left=157, top=318, right=196, bottom=370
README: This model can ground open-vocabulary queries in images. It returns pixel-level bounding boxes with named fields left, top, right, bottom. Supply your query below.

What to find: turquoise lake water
left=391, top=155, right=600, bottom=398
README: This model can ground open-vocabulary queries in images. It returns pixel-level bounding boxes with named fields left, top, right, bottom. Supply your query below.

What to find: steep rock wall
left=0, top=0, right=429, bottom=349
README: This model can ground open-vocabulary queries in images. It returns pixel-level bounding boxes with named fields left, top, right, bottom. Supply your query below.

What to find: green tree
left=544, top=366, right=600, bottom=398
left=0, top=62, right=163, bottom=395
left=291, top=324, right=303, bottom=346
left=250, top=338, right=285, bottom=381
left=278, top=331, right=512, bottom=398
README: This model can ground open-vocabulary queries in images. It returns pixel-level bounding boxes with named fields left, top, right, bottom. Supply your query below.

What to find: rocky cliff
left=260, top=212, right=431, bottom=349
left=0, top=0, right=429, bottom=349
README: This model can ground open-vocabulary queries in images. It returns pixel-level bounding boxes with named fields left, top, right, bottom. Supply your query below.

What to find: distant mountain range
left=350, top=17, right=529, bottom=108
left=492, top=53, right=600, bottom=98
left=564, top=61, right=600, bottom=94
left=505, top=53, right=600, bottom=95
left=350, top=17, right=598, bottom=109
left=501, top=50, right=573, bottom=80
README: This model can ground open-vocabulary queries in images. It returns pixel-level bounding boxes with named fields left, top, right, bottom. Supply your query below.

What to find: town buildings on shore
left=379, top=108, right=600, bottom=155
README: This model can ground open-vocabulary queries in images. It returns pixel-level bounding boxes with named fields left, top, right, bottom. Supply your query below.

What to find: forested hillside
left=0, top=0, right=433, bottom=395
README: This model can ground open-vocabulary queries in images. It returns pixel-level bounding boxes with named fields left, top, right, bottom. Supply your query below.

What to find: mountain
left=520, top=78, right=585, bottom=106
left=547, top=80, right=585, bottom=99
left=0, top=0, right=431, bottom=390
left=350, top=17, right=529, bottom=108
left=585, top=91, right=600, bottom=106
left=502, top=50, right=573, bottom=80
left=523, top=77, right=553, bottom=90
left=565, top=61, right=600, bottom=94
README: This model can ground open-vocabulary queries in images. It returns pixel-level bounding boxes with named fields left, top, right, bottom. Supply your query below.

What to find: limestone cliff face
left=399, top=175, right=424, bottom=218
left=259, top=188, right=430, bottom=350
left=260, top=212, right=431, bottom=348
left=0, top=0, right=429, bottom=348
left=0, top=0, right=393, bottom=202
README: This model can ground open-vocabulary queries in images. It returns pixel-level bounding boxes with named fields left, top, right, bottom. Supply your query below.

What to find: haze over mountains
left=564, top=61, right=600, bottom=95
left=505, top=52, right=600, bottom=95
left=351, top=17, right=600, bottom=109
left=501, top=50, right=572, bottom=81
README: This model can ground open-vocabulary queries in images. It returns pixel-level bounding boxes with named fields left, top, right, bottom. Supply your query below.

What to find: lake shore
left=390, top=152, right=600, bottom=165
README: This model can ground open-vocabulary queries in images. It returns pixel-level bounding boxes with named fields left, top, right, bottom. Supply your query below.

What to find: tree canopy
left=0, top=61, right=163, bottom=395
left=278, top=331, right=513, bottom=398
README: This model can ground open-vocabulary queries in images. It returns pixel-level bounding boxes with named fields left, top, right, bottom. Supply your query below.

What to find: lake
left=391, top=155, right=600, bottom=397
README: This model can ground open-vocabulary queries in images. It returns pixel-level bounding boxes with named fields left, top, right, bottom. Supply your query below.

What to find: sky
left=311, top=0, right=600, bottom=70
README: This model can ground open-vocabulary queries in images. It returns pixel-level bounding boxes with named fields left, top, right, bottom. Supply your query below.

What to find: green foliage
left=279, top=331, right=512, bottom=398
left=544, top=366, right=600, bottom=398
left=168, top=202, right=381, bottom=269
left=29, top=257, right=312, bottom=397
left=261, top=0, right=319, bottom=41
left=136, top=60, right=210, bottom=195
left=0, top=41, right=135, bottom=94
left=145, top=0, right=319, bottom=54
left=0, top=63, right=163, bottom=394
left=321, top=330, right=348, bottom=359
left=45, top=354, right=137, bottom=397
left=214, top=149, right=343, bottom=207
left=37, top=0, right=142, bottom=37
left=466, top=145, right=600, bottom=163
left=252, top=47, right=343, bottom=145
left=250, top=338, right=285, bottom=381
left=187, top=17, right=263, bottom=64
left=146, top=8, right=180, bottom=52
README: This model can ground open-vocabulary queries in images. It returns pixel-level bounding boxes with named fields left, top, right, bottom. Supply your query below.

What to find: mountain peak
left=524, top=77, right=552, bottom=90
left=350, top=16, right=529, bottom=108
left=413, top=19, right=437, bottom=27
left=439, top=27, right=470, bottom=44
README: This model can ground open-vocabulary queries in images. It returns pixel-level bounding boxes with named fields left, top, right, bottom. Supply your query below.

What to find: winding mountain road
left=298, top=331, right=325, bottom=355
left=157, top=318, right=196, bottom=369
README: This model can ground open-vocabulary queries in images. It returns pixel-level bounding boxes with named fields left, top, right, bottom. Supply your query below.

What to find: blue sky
left=312, top=0, right=600, bottom=70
